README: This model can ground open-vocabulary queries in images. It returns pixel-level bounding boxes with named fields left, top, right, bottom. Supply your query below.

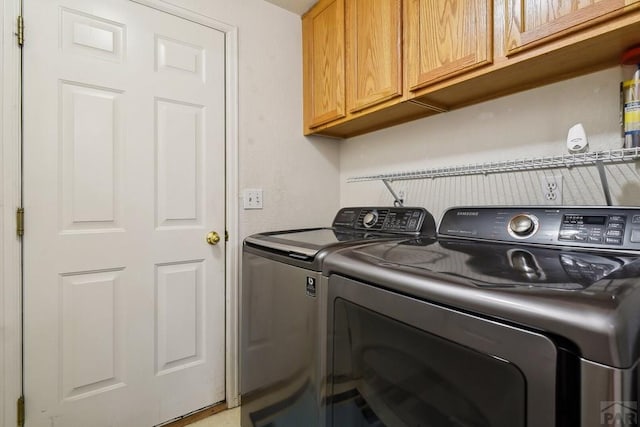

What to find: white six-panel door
left=23, top=0, right=226, bottom=425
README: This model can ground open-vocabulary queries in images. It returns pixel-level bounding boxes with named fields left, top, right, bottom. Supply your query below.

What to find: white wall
left=161, top=0, right=341, bottom=238
left=340, top=67, right=640, bottom=221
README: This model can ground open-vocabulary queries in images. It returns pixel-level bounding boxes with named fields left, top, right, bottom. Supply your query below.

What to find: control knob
left=508, top=214, right=538, bottom=238
left=362, top=210, right=378, bottom=228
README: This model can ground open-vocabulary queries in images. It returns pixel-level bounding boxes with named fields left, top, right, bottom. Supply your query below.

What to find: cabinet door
left=303, top=0, right=346, bottom=129
left=346, top=0, right=402, bottom=112
left=406, top=0, right=492, bottom=92
left=506, top=0, right=639, bottom=55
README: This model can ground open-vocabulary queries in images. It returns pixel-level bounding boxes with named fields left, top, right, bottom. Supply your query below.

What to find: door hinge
left=16, top=15, right=24, bottom=47
left=17, top=395, right=25, bottom=426
left=16, top=208, right=24, bottom=237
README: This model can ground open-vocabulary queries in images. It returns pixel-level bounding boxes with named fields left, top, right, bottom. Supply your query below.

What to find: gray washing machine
left=323, top=206, right=640, bottom=427
left=240, top=206, right=436, bottom=427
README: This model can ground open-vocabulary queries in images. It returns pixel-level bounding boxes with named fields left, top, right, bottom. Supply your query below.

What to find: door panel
left=155, top=99, right=204, bottom=228
left=23, top=1, right=226, bottom=425
left=155, top=261, right=204, bottom=374
left=60, top=268, right=126, bottom=400
left=59, top=82, right=124, bottom=232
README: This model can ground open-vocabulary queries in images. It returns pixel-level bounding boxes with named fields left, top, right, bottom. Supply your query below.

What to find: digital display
left=583, top=216, right=607, bottom=225
left=563, top=215, right=607, bottom=225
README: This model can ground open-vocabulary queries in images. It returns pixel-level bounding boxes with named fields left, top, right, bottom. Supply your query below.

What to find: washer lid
left=244, top=228, right=350, bottom=258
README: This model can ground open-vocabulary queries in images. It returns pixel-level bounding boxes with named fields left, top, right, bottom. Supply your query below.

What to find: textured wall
left=340, top=67, right=640, bottom=223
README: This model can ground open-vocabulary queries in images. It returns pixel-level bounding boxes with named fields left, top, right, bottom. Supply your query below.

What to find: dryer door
left=327, top=275, right=559, bottom=427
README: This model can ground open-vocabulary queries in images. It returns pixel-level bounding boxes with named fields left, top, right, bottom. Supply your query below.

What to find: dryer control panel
left=439, top=207, right=640, bottom=251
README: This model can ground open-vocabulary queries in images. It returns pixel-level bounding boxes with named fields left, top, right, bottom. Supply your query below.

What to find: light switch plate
left=243, top=189, right=263, bottom=209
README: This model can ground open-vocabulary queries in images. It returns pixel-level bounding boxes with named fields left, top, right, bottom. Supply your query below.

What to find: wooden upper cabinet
left=405, top=0, right=493, bottom=92
left=346, top=0, right=403, bottom=113
left=303, top=0, right=346, bottom=129
left=301, top=0, right=640, bottom=137
left=506, top=0, right=640, bottom=55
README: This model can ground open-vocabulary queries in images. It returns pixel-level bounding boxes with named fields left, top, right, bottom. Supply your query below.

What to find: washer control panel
left=440, top=207, right=640, bottom=250
left=332, top=207, right=436, bottom=236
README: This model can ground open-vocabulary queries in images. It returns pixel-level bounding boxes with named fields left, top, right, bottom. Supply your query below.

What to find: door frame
left=0, top=1, right=240, bottom=425
left=1, top=0, right=23, bottom=425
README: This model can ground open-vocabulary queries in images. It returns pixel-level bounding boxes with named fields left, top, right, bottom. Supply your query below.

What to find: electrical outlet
left=540, top=175, right=563, bottom=205
left=243, top=189, right=263, bottom=209
left=397, top=189, right=407, bottom=204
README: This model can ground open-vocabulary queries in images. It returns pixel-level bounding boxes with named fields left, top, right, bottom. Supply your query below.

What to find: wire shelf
left=346, top=147, right=640, bottom=182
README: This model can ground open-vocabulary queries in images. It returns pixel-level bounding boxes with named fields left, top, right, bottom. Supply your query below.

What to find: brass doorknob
left=206, top=231, right=221, bottom=245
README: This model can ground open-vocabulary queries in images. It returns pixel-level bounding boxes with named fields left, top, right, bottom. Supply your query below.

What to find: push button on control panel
left=559, top=230, right=578, bottom=240
left=385, top=211, right=412, bottom=231
left=605, top=217, right=625, bottom=245
left=362, top=208, right=427, bottom=233
left=559, top=214, right=625, bottom=245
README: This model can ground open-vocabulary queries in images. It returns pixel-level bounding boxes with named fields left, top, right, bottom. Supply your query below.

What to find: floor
left=188, top=407, right=241, bottom=427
